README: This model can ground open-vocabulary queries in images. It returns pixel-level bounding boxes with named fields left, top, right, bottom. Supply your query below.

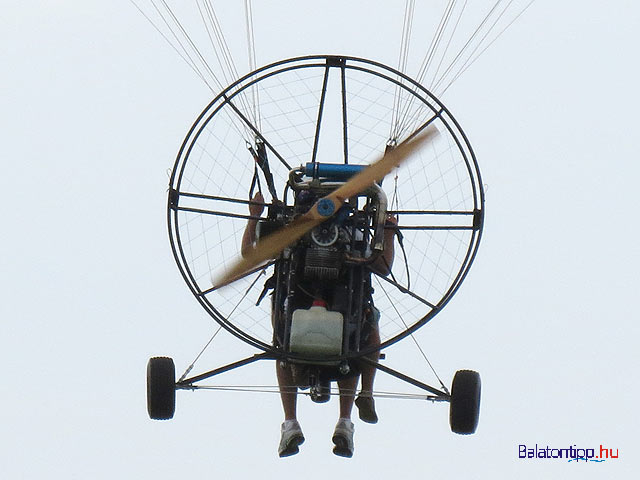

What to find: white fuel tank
left=289, top=305, right=344, bottom=357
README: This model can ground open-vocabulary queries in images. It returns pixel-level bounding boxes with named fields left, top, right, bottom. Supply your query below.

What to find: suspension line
left=390, top=0, right=415, bottom=142
left=394, top=0, right=458, bottom=139
left=437, top=0, right=537, bottom=96
left=431, top=0, right=509, bottom=94
left=199, top=0, right=256, bottom=132
left=244, top=0, right=261, bottom=132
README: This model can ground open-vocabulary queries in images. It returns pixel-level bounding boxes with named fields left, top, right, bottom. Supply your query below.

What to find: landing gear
left=449, top=369, right=481, bottom=434
left=147, top=357, right=176, bottom=420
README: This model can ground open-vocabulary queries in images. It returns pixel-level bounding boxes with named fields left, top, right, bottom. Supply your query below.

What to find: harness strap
left=249, top=140, right=278, bottom=201
left=256, top=274, right=276, bottom=306
left=249, top=162, right=262, bottom=199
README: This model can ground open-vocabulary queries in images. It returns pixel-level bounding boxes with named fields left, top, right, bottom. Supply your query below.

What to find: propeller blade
left=328, top=125, right=439, bottom=204
left=213, top=125, right=439, bottom=288
left=215, top=213, right=324, bottom=288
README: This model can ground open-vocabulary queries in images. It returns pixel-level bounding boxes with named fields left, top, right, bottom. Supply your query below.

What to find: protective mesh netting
left=169, top=56, right=482, bottom=351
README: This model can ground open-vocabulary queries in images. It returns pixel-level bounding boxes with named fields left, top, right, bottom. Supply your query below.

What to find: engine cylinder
left=304, top=247, right=342, bottom=280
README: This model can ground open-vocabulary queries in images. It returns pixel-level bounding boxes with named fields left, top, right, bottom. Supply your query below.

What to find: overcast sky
left=2, top=1, right=638, bottom=478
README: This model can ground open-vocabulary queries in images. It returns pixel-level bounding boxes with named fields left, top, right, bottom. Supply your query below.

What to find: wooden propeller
left=213, top=125, right=439, bottom=288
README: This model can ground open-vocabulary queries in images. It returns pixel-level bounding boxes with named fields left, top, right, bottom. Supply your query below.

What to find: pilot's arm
left=241, top=192, right=264, bottom=258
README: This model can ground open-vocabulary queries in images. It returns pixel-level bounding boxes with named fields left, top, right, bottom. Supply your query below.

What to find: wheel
left=449, top=369, right=480, bottom=434
left=147, top=357, right=176, bottom=420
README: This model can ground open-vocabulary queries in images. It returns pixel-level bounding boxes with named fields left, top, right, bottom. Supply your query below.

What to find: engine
left=304, top=223, right=342, bottom=280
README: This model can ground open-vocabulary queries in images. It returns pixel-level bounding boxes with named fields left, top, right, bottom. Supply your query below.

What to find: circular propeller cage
left=168, top=55, right=484, bottom=357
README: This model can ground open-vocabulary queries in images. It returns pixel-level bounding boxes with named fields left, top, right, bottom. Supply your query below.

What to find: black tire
left=449, top=369, right=481, bottom=434
left=147, top=357, right=176, bottom=420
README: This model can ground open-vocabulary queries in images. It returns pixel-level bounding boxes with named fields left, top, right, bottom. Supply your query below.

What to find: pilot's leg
left=359, top=326, right=380, bottom=394
left=276, top=362, right=304, bottom=457
left=276, top=361, right=297, bottom=420
left=332, top=376, right=357, bottom=457
left=337, top=375, right=357, bottom=419
left=355, top=306, right=380, bottom=423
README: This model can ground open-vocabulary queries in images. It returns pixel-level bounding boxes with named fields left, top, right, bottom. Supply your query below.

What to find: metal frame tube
left=359, top=356, right=450, bottom=399
left=176, top=352, right=277, bottom=388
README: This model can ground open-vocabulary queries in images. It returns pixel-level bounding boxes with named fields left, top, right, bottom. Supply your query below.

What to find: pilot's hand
left=384, top=214, right=397, bottom=238
left=249, top=192, right=264, bottom=217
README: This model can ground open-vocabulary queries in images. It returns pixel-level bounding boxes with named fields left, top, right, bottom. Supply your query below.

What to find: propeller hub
left=316, top=198, right=336, bottom=217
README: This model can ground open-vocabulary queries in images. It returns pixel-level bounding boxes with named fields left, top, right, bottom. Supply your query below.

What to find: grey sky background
left=2, top=1, right=638, bottom=478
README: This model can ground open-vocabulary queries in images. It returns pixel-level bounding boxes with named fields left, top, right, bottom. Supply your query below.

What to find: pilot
left=242, top=191, right=396, bottom=457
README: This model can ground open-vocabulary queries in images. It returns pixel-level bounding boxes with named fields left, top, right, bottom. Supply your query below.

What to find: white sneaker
left=332, top=418, right=354, bottom=458
left=278, top=419, right=305, bottom=457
